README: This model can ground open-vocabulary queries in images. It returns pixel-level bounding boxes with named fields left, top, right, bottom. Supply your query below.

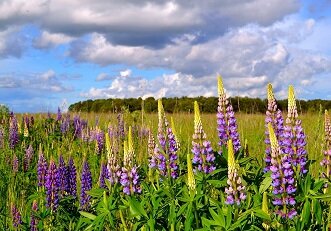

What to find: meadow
left=0, top=78, right=330, bottom=230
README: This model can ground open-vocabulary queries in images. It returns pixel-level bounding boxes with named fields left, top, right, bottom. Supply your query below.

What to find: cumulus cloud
left=0, top=0, right=299, bottom=47
left=79, top=16, right=331, bottom=100
left=33, top=31, right=75, bottom=49
left=0, top=27, right=25, bottom=58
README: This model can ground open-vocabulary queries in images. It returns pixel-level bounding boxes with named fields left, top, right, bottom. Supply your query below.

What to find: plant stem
left=119, top=210, right=128, bottom=231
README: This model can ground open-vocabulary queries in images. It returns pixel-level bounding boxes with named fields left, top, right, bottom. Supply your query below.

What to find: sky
left=0, top=0, right=331, bottom=112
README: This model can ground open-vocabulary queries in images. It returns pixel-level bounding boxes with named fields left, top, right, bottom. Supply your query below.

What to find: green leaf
left=79, top=211, right=96, bottom=220
left=209, top=208, right=225, bottom=227
left=259, top=176, right=272, bottom=194
left=301, top=200, right=311, bottom=225
left=254, top=209, right=271, bottom=221
left=129, top=198, right=148, bottom=218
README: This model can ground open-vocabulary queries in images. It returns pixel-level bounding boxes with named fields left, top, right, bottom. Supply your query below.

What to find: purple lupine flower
left=99, top=162, right=109, bottom=189
left=120, top=166, right=141, bottom=195
left=30, top=116, right=35, bottom=126
left=37, top=150, right=48, bottom=187
left=268, top=123, right=297, bottom=219
left=106, top=132, right=121, bottom=185
left=45, top=159, right=60, bottom=212
left=95, top=128, right=105, bottom=154
left=57, top=107, right=62, bottom=121
left=11, top=203, right=22, bottom=228
left=283, top=86, right=308, bottom=174
left=12, top=154, right=19, bottom=173
left=30, top=200, right=38, bottom=231
left=58, top=155, right=68, bottom=197
left=60, top=114, right=71, bottom=134
left=264, top=84, right=284, bottom=172
left=0, top=126, right=4, bottom=148
left=192, top=101, right=215, bottom=174
left=320, top=110, right=331, bottom=190
left=66, top=157, right=77, bottom=198
left=120, top=127, right=141, bottom=195
left=23, top=145, right=34, bottom=172
left=74, top=115, right=83, bottom=139
left=153, top=100, right=179, bottom=179
left=225, top=139, right=246, bottom=205
left=217, top=76, right=241, bottom=154
left=148, top=130, right=157, bottom=169
left=80, top=160, right=92, bottom=211
left=9, top=114, right=19, bottom=149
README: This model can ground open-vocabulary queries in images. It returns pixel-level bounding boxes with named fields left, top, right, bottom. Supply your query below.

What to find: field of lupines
left=1, top=76, right=331, bottom=230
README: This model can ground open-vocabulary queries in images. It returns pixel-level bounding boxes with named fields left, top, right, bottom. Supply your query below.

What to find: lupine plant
left=1, top=76, right=331, bottom=230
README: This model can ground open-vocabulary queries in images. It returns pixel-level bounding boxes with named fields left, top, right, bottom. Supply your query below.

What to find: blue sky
left=0, top=0, right=331, bottom=112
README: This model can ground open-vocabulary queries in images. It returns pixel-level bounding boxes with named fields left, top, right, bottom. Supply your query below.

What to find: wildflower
left=57, top=107, right=62, bottom=121
left=30, top=200, right=38, bottom=231
left=23, top=145, right=34, bottom=172
left=95, top=127, right=105, bottom=154
left=66, top=157, right=77, bottom=198
left=120, top=127, right=141, bottom=195
left=45, top=159, right=60, bottom=212
left=58, top=155, right=68, bottom=197
left=37, top=148, right=48, bottom=187
left=106, top=132, right=121, bottom=185
left=12, top=154, right=19, bottom=173
left=217, top=76, right=241, bottom=154
left=9, top=113, right=19, bottom=149
left=320, top=110, right=331, bottom=188
left=268, top=123, right=297, bottom=219
left=264, top=83, right=284, bottom=172
left=99, top=161, right=109, bottom=189
left=117, top=113, right=125, bottom=138
left=283, top=86, right=308, bottom=174
left=11, top=203, right=21, bottom=228
left=225, top=139, right=246, bottom=205
left=80, top=159, right=92, bottom=210
left=153, top=99, right=179, bottom=178
left=192, top=101, right=215, bottom=174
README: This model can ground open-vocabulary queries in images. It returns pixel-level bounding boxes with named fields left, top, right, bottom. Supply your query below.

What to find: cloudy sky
left=0, top=0, right=331, bottom=112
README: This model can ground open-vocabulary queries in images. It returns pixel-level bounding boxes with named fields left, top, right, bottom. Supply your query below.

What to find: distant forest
left=68, top=96, right=331, bottom=114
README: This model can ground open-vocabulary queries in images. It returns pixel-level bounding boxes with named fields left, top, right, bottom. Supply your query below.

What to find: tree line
left=68, top=96, right=331, bottom=114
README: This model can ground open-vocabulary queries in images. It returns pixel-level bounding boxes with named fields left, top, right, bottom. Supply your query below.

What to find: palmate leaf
left=259, top=175, right=272, bottom=194
left=129, top=198, right=148, bottom=218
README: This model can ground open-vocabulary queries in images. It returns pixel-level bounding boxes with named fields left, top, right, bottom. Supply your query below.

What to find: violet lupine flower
left=30, top=200, right=38, bottom=231
left=283, top=86, right=308, bottom=175
left=152, top=100, right=179, bottom=179
left=37, top=150, right=48, bottom=187
left=11, top=203, right=21, bottom=228
left=12, top=154, right=19, bottom=173
left=148, top=130, right=157, bottom=169
left=95, top=127, right=105, bottom=154
left=105, top=132, right=121, bottom=185
left=99, top=162, right=109, bottom=189
left=45, top=159, right=60, bottom=212
left=66, top=157, right=77, bottom=198
left=264, top=84, right=285, bottom=172
left=9, top=114, right=19, bottom=149
left=320, top=110, right=331, bottom=188
left=23, top=145, right=34, bottom=172
left=0, top=126, right=4, bottom=148
left=225, top=139, right=246, bottom=205
left=192, top=101, right=215, bottom=174
left=74, top=115, right=83, bottom=139
left=58, top=155, right=68, bottom=197
left=80, top=160, right=92, bottom=211
left=268, top=123, right=297, bottom=219
left=120, top=127, right=141, bottom=195
left=60, top=114, right=70, bottom=134
left=217, top=76, right=241, bottom=154
left=57, top=107, right=62, bottom=121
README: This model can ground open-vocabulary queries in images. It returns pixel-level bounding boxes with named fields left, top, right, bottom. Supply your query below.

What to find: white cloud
left=78, top=16, right=331, bottom=100
left=34, top=31, right=75, bottom=49
left=120, top=69, right=131, bottom=77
